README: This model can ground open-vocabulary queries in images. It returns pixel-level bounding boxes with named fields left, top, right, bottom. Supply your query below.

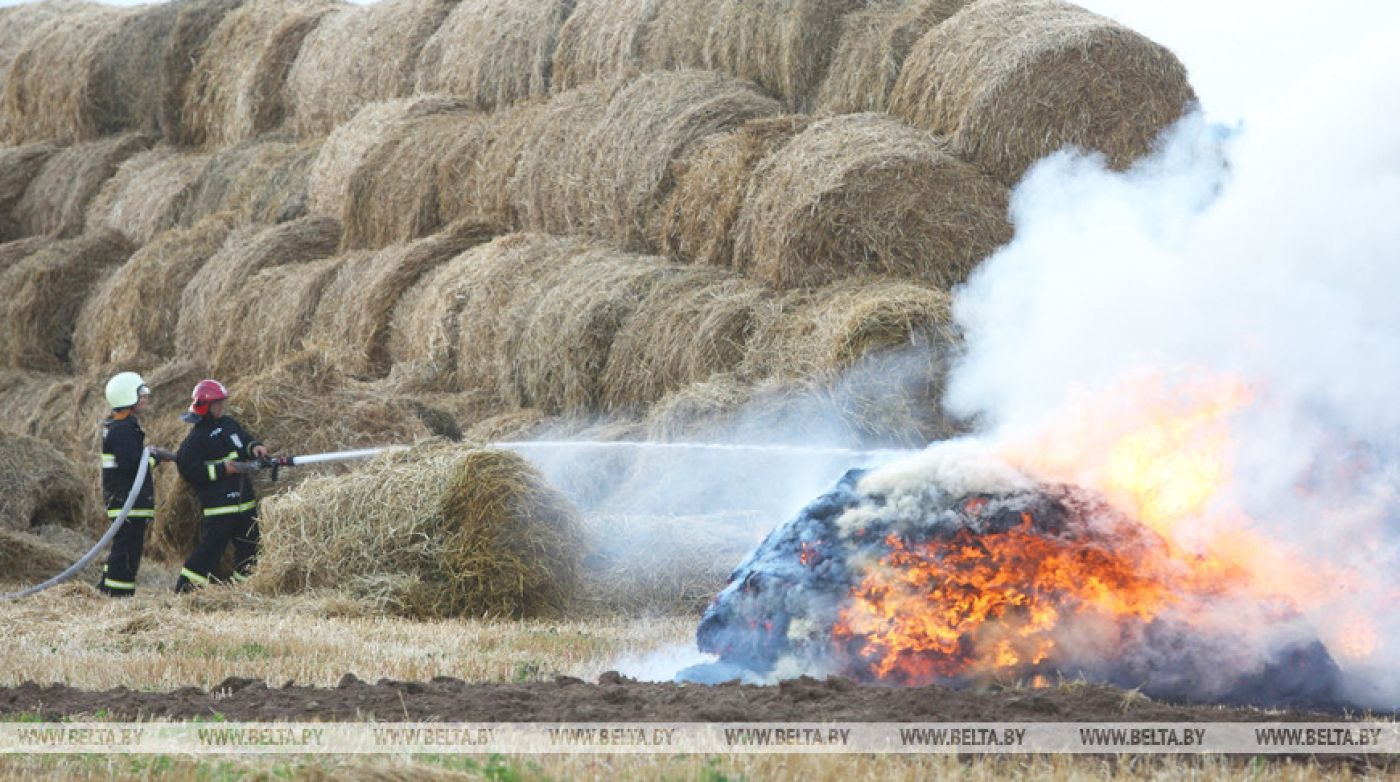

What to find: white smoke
left=943, top=0, right=1400, bottom=706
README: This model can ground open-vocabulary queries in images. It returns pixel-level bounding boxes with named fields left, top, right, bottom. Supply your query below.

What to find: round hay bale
left=445, top=99, right=551, bottom=232
left=179, top=0, right=337, bottom=148
left=461, top=408, right=551, bottom=444
left=284, top=0, right=454, bottom=138
left=0, top=1, right=89, bottom=86
left=600, top=268, right=770, bottom=412
left=732, top=112, right=1011, bottom=289
left=311, top=221, right=496, bottom=378
left=73, top=213, right=238, bottom=368
left=0, top=230, right=134, bottom=372
left=0, top=430, right=86, bottom=531
left=642, top=374, right=755, bottom=441
left=550, top=0, right=655, bottom=92
left=304, top=94, right=468, bottom=221
left=83, top=146, right=210, bottom=247
left=13, top=133, right=154, bottom=239
left=155, top=0, right=245, bottom=142
left=635, top=0, right=717, bottom=72
left=887, top=0, right=1198, bottom=185
left=814, top=0, right=970, bottom=114
left=0, top=529, right=87, bottom=588
left=182, top=136, right=321, bottom=227
left=0, top=235, right=55, bottom=276
left=511, top=71, right=780, bottom=252
left=0, top=142, right=58, bottom=241
left=175, top=215, right=341, bottom=365
left=0, top=369, right=62, bottom=436
left=210, top=256, right=344, bottom=379
left=501, top=249, right=676, bottom=414
left=89, top=1, right=189, bottom=139
left=412, top=0, right=573, bottom=111
left=0, top=4, right=138, bottom=144
left=649, top=113, right=809, bottom=268
left=340, top=109, right=495, bottom=250
left=249, top=441, right=583, bottom=619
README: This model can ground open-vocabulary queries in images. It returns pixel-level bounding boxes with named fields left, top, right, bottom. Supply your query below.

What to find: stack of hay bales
left=284, top=0, right=454, bottom=138
left=0, top=142, right=57, bottom=241
left=180, top=137, right=321, bottom=227
left=412, top=0, right=573, bottom=111
left=889, top=0, right=1197, bottom=185
left=83, top=146, right=210, bottom=247
left=12, top=133, right=153, bottom=238
left=732, top=112, right=1011, bottom=289
left=250, top=441, right=584, bottom=620
left=814, top=0, right=970, bottom=113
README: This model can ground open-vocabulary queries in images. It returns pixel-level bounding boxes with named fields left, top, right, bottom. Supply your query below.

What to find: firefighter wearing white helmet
left=98, top=371, right=175, bottom=597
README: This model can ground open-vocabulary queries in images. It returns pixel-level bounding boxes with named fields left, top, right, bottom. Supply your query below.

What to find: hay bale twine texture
left=13, top=133, right=154, bottom=239
left=814, top=0, right=970, bottom=114
left=249, top=441, right=584, bottom=620
left=550, top=0, right=656, bottom=92
left=412, top=0, right=574, bottom=111
left=0, top=430, right=85, bottom=531
left=0, top=142, right=57, bottom=241
left=733, top=113, right=1011, bottom=289
left=83, top=146, right=210, bottom=247
left=512, top=71, right=780, bottom=252
left=73, top=213, right=238, bottom=368
left=180, top=0, right=336, bottom=148
left=285, top=0, right=454, bottom=138
left=0, top=230, right=134, bottom=372
left=888, top=0, right=1197, bottom=185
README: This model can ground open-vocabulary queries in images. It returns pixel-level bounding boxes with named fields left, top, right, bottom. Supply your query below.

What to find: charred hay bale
left=600, top=269, right=771, bottom=412
left=209, top=257, right=344, bottom=378
left=13, top=133, right=154, bottom=239
left=83, top=147, right=210, bottom=247
left=888, top=0, right=1197, bottom=186
left=340, top=110, right=497, bottom=250
left=0, top=235, right=54, bottom=275
left=175, top=216, right=341, bottom=368
left=732, top=113, right=1011, bottom=289
left=511, top=72, right=779, bottom=252
left=649, top=114, right=809, bottom=268
left=310, top=221, right=496, bottom=378
left=412, top=0, right=573, bottom=111
left=550, top=0, right=656, bottom=92
left=0, top=230, right=134, bottom=372
left=249, top=441, right=583, bottom=619
left=0, top=430, right=85, bottom=531
left=814, top=0, right=969, bottom=114
left=0, top=142, right=57, bottom=241
left=284, top=0, right=454, bottom=138
left=181, top=136, right=320, bottom=227
left=0, top=5, right=138, bottom=144
left=502, top=249, right=677, bottom=414
left=180, top=0, right=336, bottom=148
left=304, top=95, right=468, bottom=222
left=73, top=214, right=238, bottom=368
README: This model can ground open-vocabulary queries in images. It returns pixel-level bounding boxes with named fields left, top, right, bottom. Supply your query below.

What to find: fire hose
left=1, top=445, right=406, bottom=601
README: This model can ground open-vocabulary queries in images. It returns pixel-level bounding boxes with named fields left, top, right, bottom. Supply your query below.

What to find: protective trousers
left=174, top=508, right=259, bottom=592
left=97, top=518, right=148, bottom=597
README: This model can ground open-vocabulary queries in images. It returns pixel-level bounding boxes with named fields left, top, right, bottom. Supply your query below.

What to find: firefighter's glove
left=151, top=447, right=176, bottom=463
left=228, top=460, right=263, bottom=475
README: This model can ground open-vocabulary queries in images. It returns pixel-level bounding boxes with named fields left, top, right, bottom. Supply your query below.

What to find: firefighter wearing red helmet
left=173, top=379, right=272, bottom=593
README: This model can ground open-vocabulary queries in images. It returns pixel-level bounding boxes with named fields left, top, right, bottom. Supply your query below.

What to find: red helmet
left=189, top=379, right=229, bottom=417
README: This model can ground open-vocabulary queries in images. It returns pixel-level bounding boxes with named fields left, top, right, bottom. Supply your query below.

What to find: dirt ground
left=0, top=673, right=1371, bottom=724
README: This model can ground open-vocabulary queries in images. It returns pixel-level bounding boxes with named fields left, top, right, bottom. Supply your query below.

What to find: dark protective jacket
left=101, top=414, right=154, bottom=520
left=176, top=414, right=262, bottom=517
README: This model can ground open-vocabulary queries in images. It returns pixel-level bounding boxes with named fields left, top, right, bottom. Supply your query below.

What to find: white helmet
left=105, top=371, right=149, bottom=409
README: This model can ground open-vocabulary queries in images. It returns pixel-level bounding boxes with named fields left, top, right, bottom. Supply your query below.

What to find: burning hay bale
left=249, top=441, right=584, bottom=620
left=685, top=445, right=1345, bottom=710
left=181, top=137, right=321, bottom=227
left=550, top=0, right=655, bottom=92
left=180, top=0, right=336, bottom=148
left=600, top=269, right=770, bottom=412
left=412, top=0, right=573, bottom=111
left=0, top=230, right=134, bottom=372
left=83, top=146, right=209, bottom=247
left=0, top=430, right=85, bottom=532
left=732, top=112, right=1011, bottom=289
left=72, top=214, right=237, bottom=368
left=175, top=216, right=341, bottom=369
left=310, top=221, right=496, bottom=379
left=0, top=142, right=57, bottom=241
left=284, top=0, right=454, bottom=138
left=512, top=71, right=780, bottom=252
left=814, top=0, right=969, bottom=114
left=649, top=114, right=810, bottom=269
left=888, top=0, right=1197, bottom=186
left=0, top=4, right=138, bottom=144
left=13, top=133, right=153, bottom=238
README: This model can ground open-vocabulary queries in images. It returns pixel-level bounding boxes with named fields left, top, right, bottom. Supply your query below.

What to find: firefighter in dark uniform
left=173, top=379, right=271, bottom=593
left=98, top=371, right=175, bottom=597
